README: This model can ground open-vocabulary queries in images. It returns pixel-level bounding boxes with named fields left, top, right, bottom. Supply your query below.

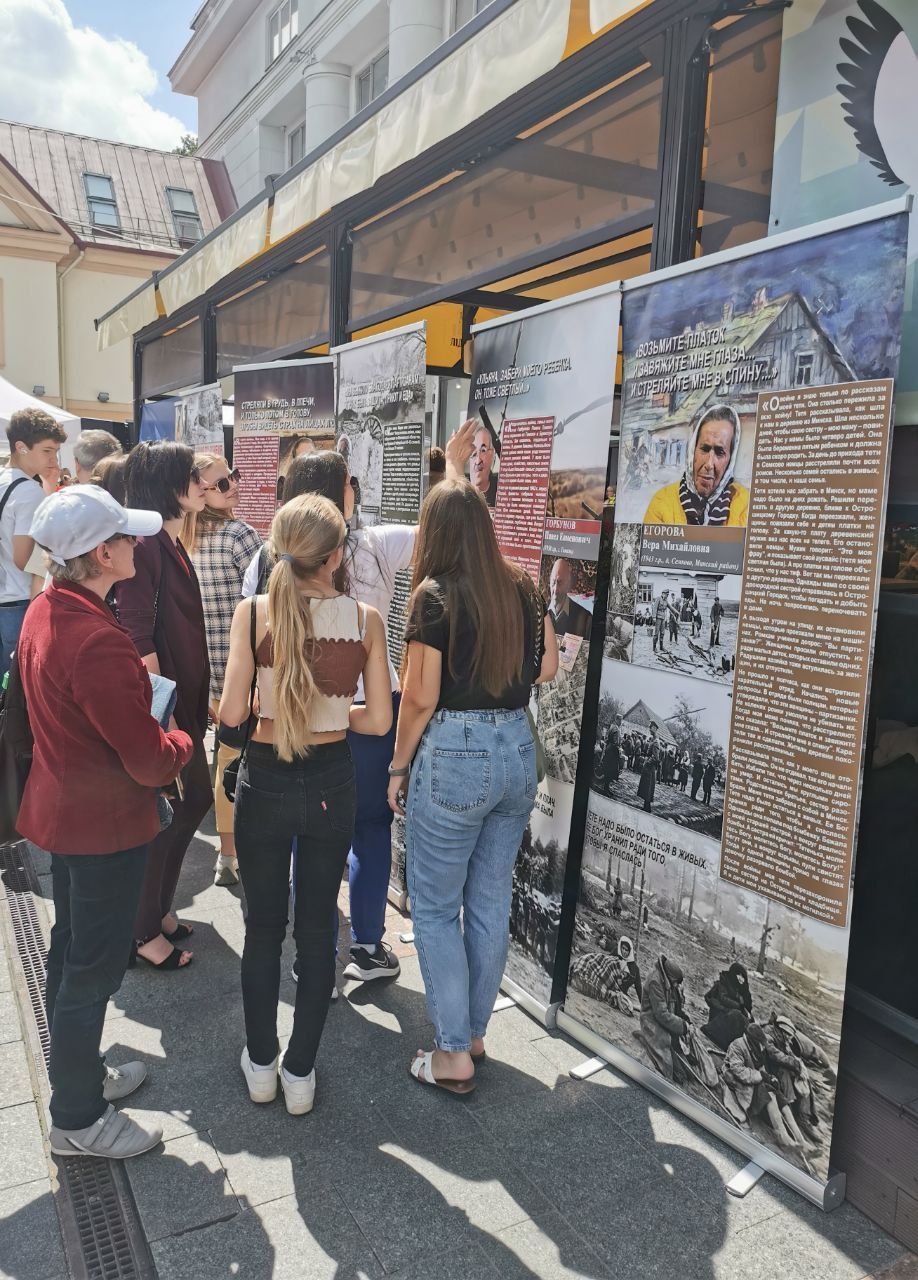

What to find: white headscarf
left=683, top=404, right=742, bottom=513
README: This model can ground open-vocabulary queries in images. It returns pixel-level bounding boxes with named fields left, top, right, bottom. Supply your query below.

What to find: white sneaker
left=280, top=1066, right=315, bottom=1116
left=240, top=1047, right=277, bottom=1103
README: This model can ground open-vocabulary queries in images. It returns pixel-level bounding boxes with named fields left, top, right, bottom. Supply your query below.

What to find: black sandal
left=163, top=923, right=193, bottom=943
left=129, top=942, right=193, bottom=970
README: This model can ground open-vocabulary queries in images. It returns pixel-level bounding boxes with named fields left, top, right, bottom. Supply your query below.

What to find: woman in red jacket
left=18, top=485, right=193, bottom=1160
left=116, top=443, right=211, bottom=969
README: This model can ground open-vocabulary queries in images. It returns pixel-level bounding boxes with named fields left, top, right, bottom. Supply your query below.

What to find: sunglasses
left=203, top=468, right=241, bottom=494
left=107, top=533, right=137, bottom=546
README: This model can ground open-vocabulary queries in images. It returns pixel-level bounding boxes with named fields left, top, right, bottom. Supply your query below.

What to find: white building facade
left=170, top=0, right=492, bottom=204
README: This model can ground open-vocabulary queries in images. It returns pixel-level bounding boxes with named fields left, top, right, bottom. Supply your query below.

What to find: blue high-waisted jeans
left=406, top=708, right=536, bottom=1052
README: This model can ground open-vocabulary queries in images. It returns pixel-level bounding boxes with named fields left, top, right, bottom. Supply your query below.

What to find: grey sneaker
left=49, top=1105, right=162, bottom=1159
left=102, top=1061, right=147, bottom=1102
left=214, top=856, right=239, bottom=887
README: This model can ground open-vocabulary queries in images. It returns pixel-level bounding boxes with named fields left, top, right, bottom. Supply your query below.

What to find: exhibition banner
left=562, top=207, right=908, bottom=1197
left=469, top=286, right=620, bottom=1009
left=770, top=0, right=918, bottom=417
left=333, top=323, right=428, bottom=898
left=232, top=358, right=337, bottom=537
left=175, top=383, right=224, bottom=451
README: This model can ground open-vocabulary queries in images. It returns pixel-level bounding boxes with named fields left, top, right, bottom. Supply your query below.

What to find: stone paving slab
left=0, top=1180, right=67, bottom=1280
left=0, top=1038, right=35, bottom=1111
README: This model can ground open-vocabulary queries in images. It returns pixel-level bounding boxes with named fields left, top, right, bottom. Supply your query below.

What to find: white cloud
left=0, top=0, right=188, bottom=150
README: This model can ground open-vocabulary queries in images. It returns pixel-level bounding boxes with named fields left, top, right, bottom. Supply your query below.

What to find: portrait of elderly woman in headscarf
left=643, top=404, right=749, bottom=527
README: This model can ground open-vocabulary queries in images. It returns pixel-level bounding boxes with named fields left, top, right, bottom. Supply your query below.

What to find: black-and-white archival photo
left=592, top=661, right=731, bottom=842
left=567, top=837, right=844, bottom=1182
left=607, top=521, right=642, bottom=618
left=631, top=569, right=740, bottom=685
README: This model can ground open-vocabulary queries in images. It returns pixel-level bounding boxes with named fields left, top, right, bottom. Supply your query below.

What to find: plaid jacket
left=191, top=518, right=262, bottom=701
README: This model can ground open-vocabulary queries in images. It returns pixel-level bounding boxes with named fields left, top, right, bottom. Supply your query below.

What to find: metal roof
left=0, top=120, right=235, bottom=254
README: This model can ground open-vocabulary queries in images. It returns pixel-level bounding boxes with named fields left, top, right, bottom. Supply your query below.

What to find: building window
left=83, top=174, right=120, bottom=229
left=794, top=352, right=814, bottom=387
left=288, top=123, right=306, bottom=168
left=269, top=0, right=299, bottom=62
left=166, top=188, right=203, bottom=247
left=453, top=0, right=492, bottom=32
left=356, top=49, right=389, bottom=112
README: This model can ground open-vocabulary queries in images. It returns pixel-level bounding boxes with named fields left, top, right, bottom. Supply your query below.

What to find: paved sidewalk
left=0, top=864, right=66, bottom=1280
left=3, top=819, right=918, bottom=1279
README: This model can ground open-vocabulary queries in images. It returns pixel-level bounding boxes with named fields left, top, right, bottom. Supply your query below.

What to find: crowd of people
left=0, top=407, right=557, bottom=1158
left=596, top=714, right=720, bottom=811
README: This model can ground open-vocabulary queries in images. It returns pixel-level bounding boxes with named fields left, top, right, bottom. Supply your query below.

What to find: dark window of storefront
left=696, top=9, right=783, bottom=257
left=139, top=317, right=203, bottom=398
left=215, top=249, right=331, bottom=376
left=349, top=62, right=664, bottom=330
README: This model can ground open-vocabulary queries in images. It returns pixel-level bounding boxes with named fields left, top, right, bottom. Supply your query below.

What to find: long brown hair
left=181, top=453, right=233, bottom=551
left=267, top=493, right=346, bottom=761
left=404, top=478, right=528, bottom=695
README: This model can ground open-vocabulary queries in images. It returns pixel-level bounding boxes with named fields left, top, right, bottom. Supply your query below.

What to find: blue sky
left=0, top=1, right=197, bottom=149
left=63, top=0, right=197, bottom=133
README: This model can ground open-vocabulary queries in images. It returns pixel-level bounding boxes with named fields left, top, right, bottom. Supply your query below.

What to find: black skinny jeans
left=235, top=740, right=355, bottom=1077
left=46, top=845, right=148, bottom=1130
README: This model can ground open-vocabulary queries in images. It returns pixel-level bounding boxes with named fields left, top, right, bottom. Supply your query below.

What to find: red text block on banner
left=492, top=415, right=555, bottom=581
left=233, top=435, right=280, bottom=538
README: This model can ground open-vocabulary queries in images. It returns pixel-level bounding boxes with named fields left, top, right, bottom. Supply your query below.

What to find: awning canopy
left=0, top=375, right=80, bottom=467
left=95, top=0, right=650, bottom=350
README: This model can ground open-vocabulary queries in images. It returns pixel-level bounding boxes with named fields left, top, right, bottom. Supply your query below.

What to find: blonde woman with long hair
left=220, top=494, right=391, bottom=1114
left=182, top=454, right=261, bottom=885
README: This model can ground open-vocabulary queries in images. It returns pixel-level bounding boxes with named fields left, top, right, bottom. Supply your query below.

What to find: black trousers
left=46, top=845, right=148, bottom=1130
left=134, top=737, right=212, bottom=943
left=235, top=740, right=355, bottom=1077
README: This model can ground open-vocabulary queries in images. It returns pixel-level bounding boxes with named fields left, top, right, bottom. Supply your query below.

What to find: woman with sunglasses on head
left=115, top=442, right=211, bottom=970
left=387, top=478, right=558, bottom=1095
left=241, top=429, right=472, bottom=988
left=182, top=455, right=262, bottom=887
left=220, top=494, right=391, bottom=1113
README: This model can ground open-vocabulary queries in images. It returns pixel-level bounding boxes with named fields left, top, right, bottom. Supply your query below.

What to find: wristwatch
left=387, top=764, right=409, bottom=777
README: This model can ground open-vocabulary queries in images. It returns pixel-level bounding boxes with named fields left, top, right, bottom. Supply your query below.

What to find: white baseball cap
left=30, top=485, right=162, bottom=566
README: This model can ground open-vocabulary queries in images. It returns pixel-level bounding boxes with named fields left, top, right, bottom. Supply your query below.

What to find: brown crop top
left=255, top=595, right=367, bottom=733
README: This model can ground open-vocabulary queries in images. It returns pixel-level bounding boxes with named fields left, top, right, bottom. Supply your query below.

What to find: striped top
left=256, top=595, right=367, bottom=733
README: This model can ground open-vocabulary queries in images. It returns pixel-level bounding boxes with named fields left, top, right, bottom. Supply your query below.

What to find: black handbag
left=0, top=647, right=33, bottom=844
left=220, top=598, right=258, bottom=802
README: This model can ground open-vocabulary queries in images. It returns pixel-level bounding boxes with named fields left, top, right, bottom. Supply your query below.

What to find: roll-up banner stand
left=332, top=322, right=429, bottom=903
left=231, top=357, right=337, bottom=538
left=558, top=199, right=910, bottom=1211
left=469, top=284, right=622, bottom=1021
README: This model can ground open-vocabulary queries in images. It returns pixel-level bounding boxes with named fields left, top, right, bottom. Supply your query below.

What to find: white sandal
left=409, top=1050, right=476, bottom=1096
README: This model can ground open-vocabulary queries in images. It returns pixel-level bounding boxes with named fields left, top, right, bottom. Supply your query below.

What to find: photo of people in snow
left=566, top=844, right=842, bottom=1181
left=630, top=569, right=740, bottom=685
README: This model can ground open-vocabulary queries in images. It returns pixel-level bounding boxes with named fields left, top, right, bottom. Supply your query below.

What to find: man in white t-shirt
left=0, top=407, right=66, bottom=677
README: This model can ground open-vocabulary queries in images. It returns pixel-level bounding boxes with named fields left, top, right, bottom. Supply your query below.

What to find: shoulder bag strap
left=238, top=597, right=259, bottom=760
left=0, top=475, right=30, bottom=523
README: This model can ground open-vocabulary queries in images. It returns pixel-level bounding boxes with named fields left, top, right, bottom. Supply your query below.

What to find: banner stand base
left=556, top=1008, right=844, bottom=1212
left=726, top=1162, right=765, bottom=1198
left=499, top=975, right=552, bottom=1028
left=569, top=1055, right=611, bottom=1082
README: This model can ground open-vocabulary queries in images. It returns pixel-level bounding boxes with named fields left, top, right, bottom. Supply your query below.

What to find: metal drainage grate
left=0, top=841, right=156, bottom=1280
